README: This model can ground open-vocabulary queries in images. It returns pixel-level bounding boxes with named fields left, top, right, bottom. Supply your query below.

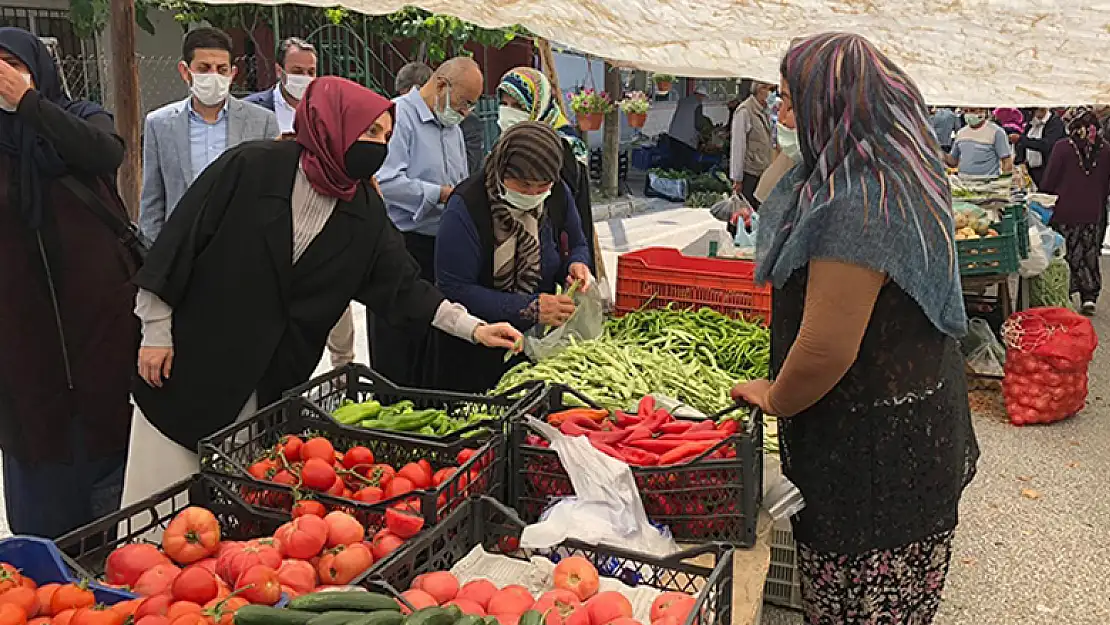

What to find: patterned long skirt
left=1055, top=223, right=1103, bottom=303
left=796, top=530, right=955, bottom=625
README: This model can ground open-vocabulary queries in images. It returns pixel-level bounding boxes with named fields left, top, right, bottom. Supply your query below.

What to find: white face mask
left=0, top=72, right=33, bottom=113
left=283, top=73, right=313, bottom=101
left=776, top=122, right=801, bottom=162
left=435, top=85, right=465, bottom=127
left=498, top=105, right=530, bottom=132
left=502, top=186, right=551, bottom=211
left=190, top=71, right=232, bottom=107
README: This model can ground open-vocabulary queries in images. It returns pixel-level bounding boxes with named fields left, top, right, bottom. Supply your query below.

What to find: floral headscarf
left=498, top=67, right=588, bottom=164
left=1063, top=106, right=1101, bottom=173
left=757, top=32, right=966, bottom=338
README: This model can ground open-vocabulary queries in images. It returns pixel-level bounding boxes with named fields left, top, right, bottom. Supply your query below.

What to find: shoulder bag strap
left=58, top=175, right=151, bottom=259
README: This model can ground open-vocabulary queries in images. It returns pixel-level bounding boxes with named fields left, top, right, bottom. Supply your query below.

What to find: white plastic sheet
left=197, top=0, right=1110, bottom=106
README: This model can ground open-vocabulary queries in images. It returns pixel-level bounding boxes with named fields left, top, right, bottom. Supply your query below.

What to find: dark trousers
left=741, top=172, right=763, bottom=211
left=3, top=425, right=125, bottom=539
left=369, top=231, right=436, bottom=387
left=668, top=138, right=699, bottom=172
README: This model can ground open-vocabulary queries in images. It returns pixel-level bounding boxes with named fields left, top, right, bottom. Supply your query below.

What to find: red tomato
left=0, top=604, right=25, bottom=625
left=533, top=590, right=581, bottom=625
left=276, top=560, right=317, bottom=598
left=325, top=476, right=346, bottom=498
left=301, top=458, right=338, bottom=492
left=71, top=605, right=126, bottom=625
left=163, top=507, right=221, bottom=565
left=246, top=458, right=279, bottom=481
left=0, top=587, right=38, bottom=618
left=292, top=500, right=326, bottom=518
left=456, top=579, right=497, bottom=611
left=384, top=504, right=424, bottom=539
left=277, top=435, right=304, bottom=462
left=488, top=586, right=534, bottom=615
left=316, top=544, right=373, bottom=586
left=585, top=591, right=633, bottom=625
left=650, top=592, right=695, bottom=624
left=352, top=486, right=383, bottom=504
left=50, top=584, right=95, bottom=614
left=301, top=438, right=336, bottom=464
left=274, top=515, right=328, bottom=560
left=398, top=590, right=436, bottom=615
left=360, top=464, right=395, bottom=488
left=431, top=468, right=456, bottom=487
left=135, top=616, right=171, bottom=625
left=416, top=572, right=458, bottom=604
left=235, top=565, right=281, bottom=605
left=396, top=463, right=432, bottom=490
left=164, top=602, right=202, bottom=621
left=269, top=470, right=297, bottom=488
left=133, top=564, right=182, bottom=597
left=171, top=566, right=220, bottom=605
left=167, top=614, right=209, bottom=625
left=0, top=565, right=23, bottom=595
left=135, top=594, right=175, bottom=620
left=383, top=477, right=415, bottom=500
left=219, top=543, right=281, bottom=587
left=105, top=543, right=171, bottom=587
left=456, top=449, right=478, bottom=466
left=34, top=585, right=59, bottom=616
left=370, top=530, right=404, bottom=561
left=552, top=556, right=599, bottom=601
left=341, top=447, right=375, bottom=471
left=203, top=597, right=247, bottom=625
left=323, top=512, right=365, bottom=548
left=52, top=609, right=77, bottom=625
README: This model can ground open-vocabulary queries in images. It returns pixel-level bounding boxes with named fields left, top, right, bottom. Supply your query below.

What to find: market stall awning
left=202, top=0, right=1110, bottom=107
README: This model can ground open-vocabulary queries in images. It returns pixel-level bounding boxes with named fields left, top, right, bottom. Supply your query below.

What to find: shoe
left=1081, top=301, right=1096, bottom=315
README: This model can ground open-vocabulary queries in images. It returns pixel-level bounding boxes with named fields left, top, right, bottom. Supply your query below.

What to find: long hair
left=782, top=33, right=952, bottom=248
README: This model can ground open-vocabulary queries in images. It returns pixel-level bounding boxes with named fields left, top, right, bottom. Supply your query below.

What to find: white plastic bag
left=1019, top=213, right=1059, bottom=278
left=732, top=211, right=759, bottom=255
left=523, top=277, right=608, bottom=361
left=519, top=417, right=679, bottom=557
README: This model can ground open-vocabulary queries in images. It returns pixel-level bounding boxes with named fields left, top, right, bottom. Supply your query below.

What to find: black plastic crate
left=363, top=496, right=734, bottom=625
left=199, top=396, right=508, bottom=535
left=510, top=386, right=762, bottom=547
left=287, top=363, right=544, bottom=440
left=55, top=473, right=289, bottom=577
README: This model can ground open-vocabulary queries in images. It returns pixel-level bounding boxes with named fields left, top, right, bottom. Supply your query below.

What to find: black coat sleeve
left=355, top=200, right=445, bottom=333
left=1019, top=117, right=1068, bottom=160
left=16, top=90, right=125, bottom=175
left=133, top=147, right=246, bottom=306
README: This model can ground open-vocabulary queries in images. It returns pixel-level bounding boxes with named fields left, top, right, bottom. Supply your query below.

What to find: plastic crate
left=615, top=247, right=772, bottom=324
left=958, top=206, right=1024, bottom=276
left=363, top=496, right=735, bottom=625
left=509, top=386, right=763, bottom=547
left=199, top=396, right=513, bottom=533
left=0, top=536, right=134, bottom=605
left=54, top=473, right=291, bottom=606
left=287, top=363, right=544, bottom=441
left=764, top=517, right=802, bottom=610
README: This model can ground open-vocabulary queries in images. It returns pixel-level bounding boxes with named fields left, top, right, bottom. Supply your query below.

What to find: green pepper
left=385, top=408, right=441, bottom=431
left=332, top=399, right=381, bottom=425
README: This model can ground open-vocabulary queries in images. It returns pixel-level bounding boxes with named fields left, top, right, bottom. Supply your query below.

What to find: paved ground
left=762, top=262, right=1110, bottom=625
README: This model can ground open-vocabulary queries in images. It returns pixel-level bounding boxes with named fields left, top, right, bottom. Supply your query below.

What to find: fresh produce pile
left=1002, top=308, right=1097, bottom=426
left=683, top=192, right=726, bottom=209
left=525, top=397, right=739, bottom=467
left=0, top=570, right=131, bottom=625
left=1029, top=257, right=1071, bottom=308
left=79, top=504, right=392, bottom=625
left=233, top=591, right=402, bottom=625
left=647, top=169, right=730, bottom=195
left=243, top=433, right=487, bottom=525
left=330, top=400, right=498, bottom=438
left=391, top=556, right=698, bottom=625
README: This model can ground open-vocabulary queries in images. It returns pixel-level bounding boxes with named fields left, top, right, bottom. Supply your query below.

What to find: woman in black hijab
left=0, top=28, right=139, bottom=537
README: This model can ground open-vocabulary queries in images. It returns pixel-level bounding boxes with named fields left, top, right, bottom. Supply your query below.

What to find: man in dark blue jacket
left=245, top=37, right=316, bottom=135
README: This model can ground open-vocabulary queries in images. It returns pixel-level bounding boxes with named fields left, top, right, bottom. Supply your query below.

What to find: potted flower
left=569, top=89, right=615, bottom=131
left=652, top=73, right=675, bottom=94
left=619, top=91, right=651, bottom=129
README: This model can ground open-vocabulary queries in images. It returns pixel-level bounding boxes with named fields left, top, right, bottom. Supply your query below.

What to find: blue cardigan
left=435, top=183, right=591, bottom=331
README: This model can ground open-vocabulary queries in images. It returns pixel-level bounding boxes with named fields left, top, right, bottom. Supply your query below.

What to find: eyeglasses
left=443, top=80, right=476, bottom=113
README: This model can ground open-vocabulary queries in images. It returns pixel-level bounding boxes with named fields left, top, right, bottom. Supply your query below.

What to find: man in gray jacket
left=140, top=27, right=279, bottom=241
left=730, top=81, right=775, bottom=209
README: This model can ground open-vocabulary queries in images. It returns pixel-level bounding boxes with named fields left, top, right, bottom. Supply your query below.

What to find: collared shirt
left=951, top=122, right=1011, bottom=177
left=187, top=98, right=229, bottom=182
left=378, top=89, right=469, bottom=236
left=273, top=84, right=297, bottom=134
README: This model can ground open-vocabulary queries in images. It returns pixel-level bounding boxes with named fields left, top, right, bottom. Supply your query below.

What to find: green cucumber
left=402, top=607, right=456, bottom=625
left=308, top=612, right=378, bottom=625
left=454, top=616, right=484, bottom=625
left=289, top=592, right=401, bottom=613
left=350, top=612, right=406, bottom=625
left=518, top=611, right=544, bottom=625
left=234, top=606, right=318, bottom=625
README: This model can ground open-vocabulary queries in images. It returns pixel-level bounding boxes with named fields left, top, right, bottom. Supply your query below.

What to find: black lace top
left=774, top=268, right=979, bottom=553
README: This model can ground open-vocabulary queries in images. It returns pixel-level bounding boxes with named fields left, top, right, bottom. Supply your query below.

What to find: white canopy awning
left=202, top=0, right=1110, bottom=107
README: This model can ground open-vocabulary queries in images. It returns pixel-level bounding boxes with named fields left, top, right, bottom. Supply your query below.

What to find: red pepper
left=658, top=441, right=716, bottom=465
left=688, top=420, right=716, bottom=432
left=618, top=447, right=659, bottom=466
left=587, top=429, right=629, bottom=446
left=659, top=421, right=693, bottom=435
left=614, top=411, right=642, bottom=428
left=563, top=414, right=602, bottom=431
left=637, top=395, right=656, bottom=417
left=717, top=419, right=739, bottom=436
left=658, top=430, right=729, bottom=441
left=623, top=426, right=652, bottom=443
left=560, top=421, right=591, bottom=437
left=626, top=438, right=686, bottom=453
left=593, top=441, right=625, bottom=461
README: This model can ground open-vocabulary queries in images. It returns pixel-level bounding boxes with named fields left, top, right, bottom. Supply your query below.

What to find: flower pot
left=577, top=112, right=603, bottom=131
left=654, top=80, right=672, bottom=94
left=626, top=112, right=647, bottom=128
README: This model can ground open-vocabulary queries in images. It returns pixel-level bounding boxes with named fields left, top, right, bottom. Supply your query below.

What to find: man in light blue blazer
left=139, top=27, right=279, bottom=241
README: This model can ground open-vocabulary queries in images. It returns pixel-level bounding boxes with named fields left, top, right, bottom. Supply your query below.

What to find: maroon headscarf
left=295, top=76, right=394, bottom=201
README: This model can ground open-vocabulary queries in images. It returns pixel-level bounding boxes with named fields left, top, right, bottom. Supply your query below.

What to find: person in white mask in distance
left=245, top=37, right=317, bottom=135
left=754, top=89, right=802, bottom=204
left=139, top=27, right=279, bottom=242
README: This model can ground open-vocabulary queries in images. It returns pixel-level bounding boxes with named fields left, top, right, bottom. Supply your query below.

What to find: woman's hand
left=538, top=293, right=576, bottom=327
left=730, top=379, right=773, bottom=413
left=567, top=262, right=592, bottom=292
left=138, top=347, right=174, bottom=388
left=473, top=322, right=522, bottom=350
left=0, top=59, right=30, bottom=111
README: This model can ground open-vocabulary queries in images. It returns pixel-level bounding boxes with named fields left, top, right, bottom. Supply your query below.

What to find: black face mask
left=344, top=141, right=389, bottom=181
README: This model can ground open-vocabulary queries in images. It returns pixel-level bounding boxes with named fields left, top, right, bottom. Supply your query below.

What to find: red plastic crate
left=615, top=247, right=772, bottom=323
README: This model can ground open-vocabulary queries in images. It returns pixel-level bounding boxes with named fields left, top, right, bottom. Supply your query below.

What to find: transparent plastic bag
left=523, top=277, right=608, bottom=362
left=963, top=317, right=1006, bottom=376
left=709, top=193, right=752, bottom=224
left=519, top=417, right=679, bottom=556
left=733, top=211, right=759, bottom=251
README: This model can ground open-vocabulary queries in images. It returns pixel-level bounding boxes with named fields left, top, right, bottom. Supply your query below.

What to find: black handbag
left=59, top=175, right=151, bottom=265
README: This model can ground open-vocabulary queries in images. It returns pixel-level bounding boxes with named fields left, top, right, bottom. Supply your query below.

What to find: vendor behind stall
left=432, top=122, right=593, bottom=392
left=666, top=86, right=712, bottom=171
